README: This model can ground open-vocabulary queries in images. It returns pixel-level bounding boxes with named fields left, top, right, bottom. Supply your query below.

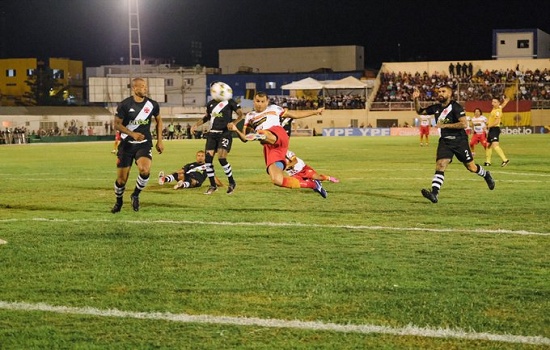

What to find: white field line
left=0, top=218, right=548, bottom=236
left=0, top=301, right=548, bottom=345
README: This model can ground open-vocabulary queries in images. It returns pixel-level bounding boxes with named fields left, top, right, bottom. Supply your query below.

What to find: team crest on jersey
left=144, top=107, right=150, bottom=114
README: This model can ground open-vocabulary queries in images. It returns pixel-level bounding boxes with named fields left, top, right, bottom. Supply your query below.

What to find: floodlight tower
left=128, top=0, right=143, bottom=78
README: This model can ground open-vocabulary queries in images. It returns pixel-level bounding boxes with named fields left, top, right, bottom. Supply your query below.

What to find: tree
left=24, top=64, right=64, bottom=106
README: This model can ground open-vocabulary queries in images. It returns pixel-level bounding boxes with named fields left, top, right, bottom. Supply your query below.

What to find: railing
left=369, top=100, right=550, bottom=111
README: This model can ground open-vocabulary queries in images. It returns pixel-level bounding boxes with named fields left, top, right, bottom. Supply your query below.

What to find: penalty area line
left=0, top=301, right=549, bottom=345
left=0, top=218, right=549, bottom=236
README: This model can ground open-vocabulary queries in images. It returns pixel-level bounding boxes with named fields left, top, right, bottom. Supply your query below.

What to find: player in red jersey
left=285, top=150, right=339, bottom=183
left=469, top=108, right=489, bottom=157
left=230, top=91, right=328, bottom=198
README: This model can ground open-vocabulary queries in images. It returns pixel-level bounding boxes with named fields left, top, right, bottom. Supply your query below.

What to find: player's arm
left=501, top=96, right=510, bottom=109
left=229, top=123, right=248, bottom=143
left=154, top=114, right=164, bottom=154
left=192, top=115, right=208, bottom=134
left=233, top=107, right=244, bottom=125
left=113, top=116, right=144, bottom=141
left=412, top=88, right=426, bottom=115
left=285, top=156, right=298, bottom=169
left=284, top=107, right=324, bottom=119
left=438, top=115, right=468, bottom=129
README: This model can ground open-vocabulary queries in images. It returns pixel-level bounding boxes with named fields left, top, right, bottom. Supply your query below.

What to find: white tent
left=323, top=76, right=367, bottom=109
left=323, top=76, right=367, bottom=90
left=281, top=77, right=324, bottom=90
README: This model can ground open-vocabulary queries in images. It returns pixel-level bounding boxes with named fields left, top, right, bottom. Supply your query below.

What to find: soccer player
left=418, top=114, right=432, bottom=147
left=485, top=96, right=510, bottom=167
left=192, top=82, right=243, bottom=195
left=469, top=108, right=489, bottom=157
left=158, top=150, right=223, bottom=190
left=413, top=85, right=495, bottom=203
left=111, top=78, right=164, bottom=213
left=229, top=91, right=328, bottom=198
left=285, top=150, right=340, bottom=183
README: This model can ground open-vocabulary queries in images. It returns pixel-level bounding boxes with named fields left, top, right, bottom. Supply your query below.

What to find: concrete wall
left=219, top=46, right=364, bottom=74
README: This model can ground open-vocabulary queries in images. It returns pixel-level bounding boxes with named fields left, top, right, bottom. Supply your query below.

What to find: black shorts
left=436, top=136, right=473, bottom=163
left=184, top=172, right=207, bottom=187
left=117, top=141, right=152, bottom=168
left=487, top=127, right=501, bottom=143
left=205, top=130, right=233, bottom=152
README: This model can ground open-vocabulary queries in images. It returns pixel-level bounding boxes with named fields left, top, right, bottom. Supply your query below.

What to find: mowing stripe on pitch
left=0, top=301, right=548, bottom=345
left=0, top=218, right=548, bottom=236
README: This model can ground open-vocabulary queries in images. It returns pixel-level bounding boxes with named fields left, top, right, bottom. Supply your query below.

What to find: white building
left=493, top=28, right=550, bottom=59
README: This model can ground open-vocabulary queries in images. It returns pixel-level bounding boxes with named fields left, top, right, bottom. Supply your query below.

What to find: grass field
left=0, top=134, right=549, bottom=349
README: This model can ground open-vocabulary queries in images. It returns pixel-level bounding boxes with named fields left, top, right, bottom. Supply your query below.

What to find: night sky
left=1, top=0, right=549, bottom=69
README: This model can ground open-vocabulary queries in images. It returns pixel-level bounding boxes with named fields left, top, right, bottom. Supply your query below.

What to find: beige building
left=219, top=45, right=364, bottom=74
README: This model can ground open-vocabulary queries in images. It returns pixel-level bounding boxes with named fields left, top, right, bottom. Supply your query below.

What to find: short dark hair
left=255, top=91, right=268, bottom=98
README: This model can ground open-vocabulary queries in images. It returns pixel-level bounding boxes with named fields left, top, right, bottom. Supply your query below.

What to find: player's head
left=474, top=108, right=482, bottom=116
left=491, top=97, right=501, bottom=107
left=253, top=91, right=269, bottom=112
left=131, top=78, right=147, bottom=98
left=436, top=84, right=453, bottom=103
left=196, top=150, right=205, bottom=163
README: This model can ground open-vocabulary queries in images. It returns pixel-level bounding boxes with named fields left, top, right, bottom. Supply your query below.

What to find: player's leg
left=130, top=149, right=153, bottom=211
left=112, top=166, right=130, bottom=213
left=217, top=135, right=236, bottom=194
left=421, top=141, right=451, bottom=203
left=268, top=162, right=327, bottom=198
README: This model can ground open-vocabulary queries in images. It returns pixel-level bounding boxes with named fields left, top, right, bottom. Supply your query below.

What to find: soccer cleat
left=158, top=171, right=165, bottom=185
left=328, top=176, right=340, bottom=183
left=227, top=182, right=236, bottom=194
left=501, top=159, right=510, bottom=167
left=111, top=149, right=117, bottom=154
left=204, top=186, right=217, bottom=195
left=173, top=180, right=184, bottom=190
left=313, top=180, right=327, bottom=198
left=421, top=189, right=438, bottom=203
left=484, top=171, right=495, bottom=190
left=483, top=162, right=491, bottom=166
left=111, top=202, right=122, bottom=213
left=245, top=133, right=267, bottom=141
left=130, top=195, right=140, bottom=211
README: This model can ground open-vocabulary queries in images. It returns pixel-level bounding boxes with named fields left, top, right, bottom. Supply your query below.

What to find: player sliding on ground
left=230, top=91, right=328, bottom=198
left=285, top=150, right=340, bottom=183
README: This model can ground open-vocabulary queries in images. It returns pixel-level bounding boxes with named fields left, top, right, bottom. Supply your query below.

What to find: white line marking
left=1, top=218, right=548, bottom=236
left=0, top=301, right=548, bottom=345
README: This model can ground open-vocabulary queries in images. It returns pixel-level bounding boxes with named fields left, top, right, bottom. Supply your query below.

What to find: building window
left=265, top=82, right=276, bottom=89
left=27, top=69, right=34, bottom=76
left=184, top=78, right=194, bottom=86
left=166, top=79, right=174, bottom=87
left=500, top=40, right=506, bottom=45
left=6, top=69, right=16, bottom=77
left=517, top=40, right=529, bottom=49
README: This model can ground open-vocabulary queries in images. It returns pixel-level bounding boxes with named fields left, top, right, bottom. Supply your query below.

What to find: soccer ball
left=210, top=82, right=233, bottom=101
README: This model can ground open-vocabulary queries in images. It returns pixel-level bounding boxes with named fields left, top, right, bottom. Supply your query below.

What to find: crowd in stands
left=375, top=66, right=550, bottom=104
left=269, top=94, right=366, bottom=110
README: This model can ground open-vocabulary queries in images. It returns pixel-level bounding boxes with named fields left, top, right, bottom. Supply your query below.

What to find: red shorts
left=263, top=126, right=289, bottom=168
left=470, top=132, right=488, bottom=148
left=291, top=165, right=317, bottom=180
left=419, top=126, right=430, bottom=136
